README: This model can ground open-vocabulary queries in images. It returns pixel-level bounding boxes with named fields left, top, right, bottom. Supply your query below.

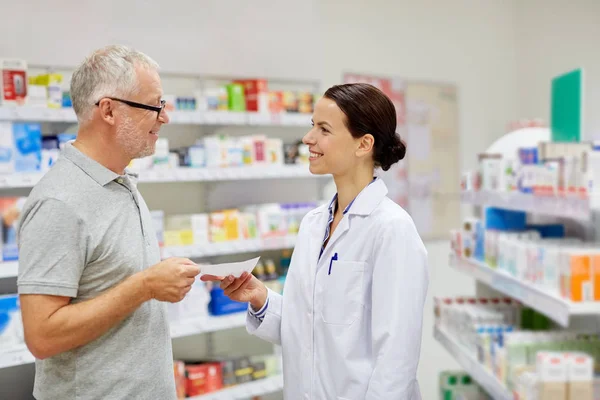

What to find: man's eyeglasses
left=95, top=97, right=166, bottom=120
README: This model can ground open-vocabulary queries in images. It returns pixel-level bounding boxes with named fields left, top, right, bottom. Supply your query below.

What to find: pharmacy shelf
left=0, top=314, right=249, bottom=369
left=0, top=172, right=44, bottom=189
left=170, top=313, right=246, bottom=339
left=189, top=374, right=284, bottom=400
left=0, top=166, right=321, bottom=189
left=449, top=255, right=600, bottom=327
left=0, top=261, right=18, bottom=279
left=0, top=346, right=35, bottom=369
left=0, top=106, right=311, bottom=127
left=0, top=237, right=297, bottom=278
left=434, top=326, right=513, bottom=400
left=460, top=190, right=590, bottom=221
left=139, top=164, right=318, bottom=183
left=162, top=235, right=297, bottom=259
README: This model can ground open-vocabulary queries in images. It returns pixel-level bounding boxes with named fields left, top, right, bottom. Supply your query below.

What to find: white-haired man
left=17, top=45, right=198, bottom=400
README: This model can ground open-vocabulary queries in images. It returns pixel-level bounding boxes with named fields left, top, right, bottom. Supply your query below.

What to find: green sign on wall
left=551, top=68, right=583, bottom=142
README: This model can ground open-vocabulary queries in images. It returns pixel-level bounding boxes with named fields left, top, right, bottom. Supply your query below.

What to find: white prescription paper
left=200, top=257, right=261, bottom=278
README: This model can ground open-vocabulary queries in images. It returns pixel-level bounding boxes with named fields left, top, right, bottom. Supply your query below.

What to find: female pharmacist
left=202, top=83, right=429, bottom=399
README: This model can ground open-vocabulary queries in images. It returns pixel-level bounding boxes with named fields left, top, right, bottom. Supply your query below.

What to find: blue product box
left=13, top=123, right=42, bottom=173
left=57, top=133, right=77, bottom=149
left=474, top=220, right=486, bottom=262
left=485, top=207, right=527, bottom=231
left=526, top=224, right=565, bottom=238
left=209, top=287, right=248, bottom=316
left=0, top=197, right=27, bottom=261
left=0, top=294, right=21, bottom=347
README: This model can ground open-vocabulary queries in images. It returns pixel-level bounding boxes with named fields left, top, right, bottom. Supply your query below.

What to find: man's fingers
left=182, top=264, right=201, bottom=277
left=200, top=274, right=225, bottom=282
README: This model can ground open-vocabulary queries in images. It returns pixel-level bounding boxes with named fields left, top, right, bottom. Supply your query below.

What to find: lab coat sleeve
left=246, top=287, right=283, bottom=345
left=365, top=217, right=429, bottom=400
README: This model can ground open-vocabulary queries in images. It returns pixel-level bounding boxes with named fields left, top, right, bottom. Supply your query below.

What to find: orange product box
left=562, top=251, right=598, bottom=302
left=234, top=79, right=268, bottom=112
left=185, top=363, right=223, bottom=397
left=269, top=91, right=284, bottom=113
left=173, top=361, right=186, bottom=400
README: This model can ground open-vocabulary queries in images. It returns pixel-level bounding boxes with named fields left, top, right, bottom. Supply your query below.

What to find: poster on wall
left=343, top=73, right=459, bottom=239
left=405, top=82, right=459, bottom=239
left=342, top=73, right=409, bottom=210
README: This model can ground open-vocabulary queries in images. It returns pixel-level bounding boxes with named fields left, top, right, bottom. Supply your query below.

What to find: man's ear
left=97, top=98, right=116, bottom=126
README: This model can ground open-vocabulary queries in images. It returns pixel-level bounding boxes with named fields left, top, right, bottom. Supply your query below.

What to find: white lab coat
left=247, top=179, right=429, bottom=399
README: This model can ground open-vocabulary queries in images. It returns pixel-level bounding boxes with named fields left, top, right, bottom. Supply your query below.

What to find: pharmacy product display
left=461, top=139, right=598, bottom=198
left=152, top=202, right=315, bottom=249
left=442, top=107, right=600, bottom=399
left=0, top=198, right=304, bottom=280
left=0, top=61, right=323, bottom=399
left=450, top=208, right=600, bottom=303
left=0, top=61, right=316, bottom=116
left=3, top=249, right=289, bottom=354
left=0, top=125, right=313, bottom=183
left=434, top=296, right=598, bottom=399
left=439, top=370, right=491, bottom=400
left=130, top=135, right=311, bottom=174
left=173, top=355, right=281, bottom=399
left=0, top=61, right=314, bottom=113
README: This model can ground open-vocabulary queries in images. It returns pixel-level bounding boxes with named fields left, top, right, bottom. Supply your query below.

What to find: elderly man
left=17, top=45, right=198, bottom=400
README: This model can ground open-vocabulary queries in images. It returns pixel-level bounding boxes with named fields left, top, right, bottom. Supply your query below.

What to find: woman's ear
left=356, top=133, right=375, bottom=157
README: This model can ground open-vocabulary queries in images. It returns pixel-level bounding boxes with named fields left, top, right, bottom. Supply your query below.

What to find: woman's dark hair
left=323, top=83, right=406, bottom=171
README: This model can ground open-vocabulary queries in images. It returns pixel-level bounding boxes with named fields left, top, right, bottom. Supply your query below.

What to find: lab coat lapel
left=320, top=216, right=349, bottom=261
left=309, top=211, right=329, bottom=276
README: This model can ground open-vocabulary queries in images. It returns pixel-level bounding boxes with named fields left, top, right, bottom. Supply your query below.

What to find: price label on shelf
left=492, top=276, right=525, bottom=301
left=0, top=350, right=33, bottom=368
left=190, top=112, right=203, bottom=124
left=270, top=113, right=282, bottom=126
left=0, top=175, right=9, bottom=188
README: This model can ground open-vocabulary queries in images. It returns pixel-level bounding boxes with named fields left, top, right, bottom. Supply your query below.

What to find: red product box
left=185, top=363, right=223, bottom=397
left=1, top=59, right=28, bottom=105
left=234, top=79, right=268, bottom=112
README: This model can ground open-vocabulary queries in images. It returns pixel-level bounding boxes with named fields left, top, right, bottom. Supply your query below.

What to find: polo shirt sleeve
left=17, top=197, right=87, bottom=298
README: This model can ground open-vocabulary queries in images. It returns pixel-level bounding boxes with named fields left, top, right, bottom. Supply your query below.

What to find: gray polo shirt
left=17, top=143, right=175, bottom=400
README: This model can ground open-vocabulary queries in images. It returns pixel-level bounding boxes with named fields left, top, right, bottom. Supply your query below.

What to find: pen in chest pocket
left=328, top=253, right=338, bottom=275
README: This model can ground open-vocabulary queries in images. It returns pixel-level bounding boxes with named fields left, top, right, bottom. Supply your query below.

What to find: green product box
left=226, top=83, right=246, bottom=112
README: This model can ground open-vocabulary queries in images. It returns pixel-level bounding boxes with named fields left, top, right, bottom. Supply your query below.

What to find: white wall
left=515, top=0, right=600, bottom=140
left=0, top=1, right=525, bottom=399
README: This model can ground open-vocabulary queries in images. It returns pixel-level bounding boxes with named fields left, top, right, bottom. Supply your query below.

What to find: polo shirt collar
left=61, top=142, right=125, bottom=187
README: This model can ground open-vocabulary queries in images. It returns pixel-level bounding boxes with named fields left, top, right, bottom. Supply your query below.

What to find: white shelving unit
left=140, top=165, right=319, bottom=183
left=189, top=374, right=284, bottom=400
left=460, top=190, right=590, bottom=221
left=449, top=255, right=600, bottom=327
left=0, top=346, right=35, bottom=369
left=0, top=106, right=311, bottom=127
left=434, top=326, right=513, bottom=400
left=0, top=71, right=318, bottom=400
left=0, top=237, right=297, bottom=279
left=0, top=312, right=250, bottom=369
left=162, top=235, right=297, bottom=259
left=444, top=128, right=600, bottom=399
left=0, top=262, right=18, bottom=279
left=170, top=313, right=246, bottom=339
left=0, top=166, right=321, bottom=189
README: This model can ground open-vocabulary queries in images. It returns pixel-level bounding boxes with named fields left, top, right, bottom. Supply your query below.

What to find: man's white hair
left=70, top=45, right=159, bottom=122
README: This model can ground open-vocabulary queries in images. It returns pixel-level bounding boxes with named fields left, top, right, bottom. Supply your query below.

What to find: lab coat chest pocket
left=321, top=261, right=366, bottom=325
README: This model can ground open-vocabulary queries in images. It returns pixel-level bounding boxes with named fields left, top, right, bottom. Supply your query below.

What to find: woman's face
left=302, top=97, right=370, bottom=176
